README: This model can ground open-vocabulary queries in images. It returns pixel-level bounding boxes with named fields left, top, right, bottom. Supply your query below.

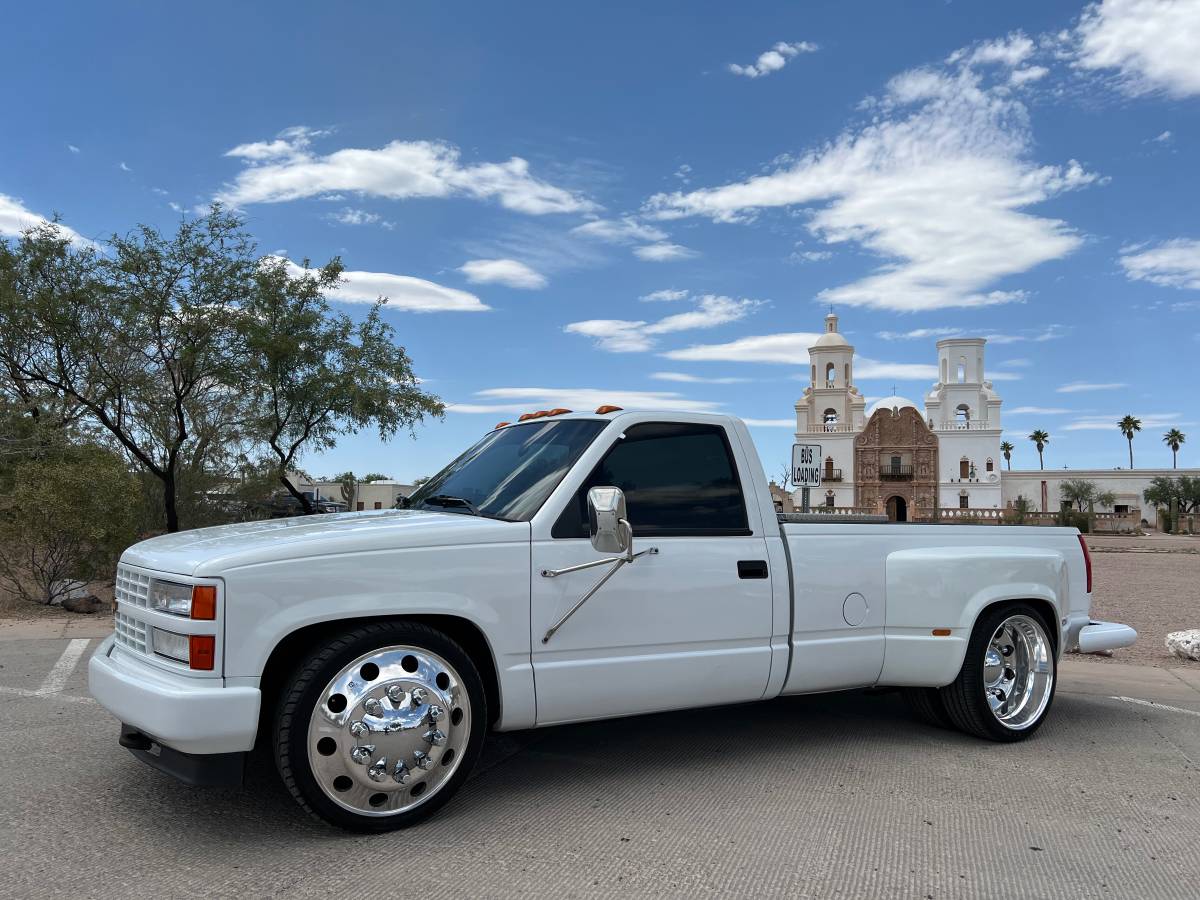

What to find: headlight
left=152, top=627, right=190, bottom=663
left=149, top=579, right=193, bottom=616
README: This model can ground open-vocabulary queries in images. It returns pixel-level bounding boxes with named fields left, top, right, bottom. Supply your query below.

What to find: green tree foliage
left=1060, top=478, right=1119, bottom=512
left=1028, top=430, right=1050, bottom=470
left=1163, top=429, right=1186, bottom=469
left=0, top=209, right=442, bottom=532
left=0, top=211, right=255, bottom=532
left=0, top=444, right=138, bottom=604
left=1144, top=475, right=1200, bottom=515
left=239, top=257, right=444, bottom=514
left=359, top=472, right=392, bottom=483
left=1117, top=415, right=1141, bottom=468
left=1000, top=440, right=1014, bottom=470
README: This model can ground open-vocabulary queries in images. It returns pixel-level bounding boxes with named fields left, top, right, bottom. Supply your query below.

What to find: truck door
left=529, top=421, right=774, bottom=725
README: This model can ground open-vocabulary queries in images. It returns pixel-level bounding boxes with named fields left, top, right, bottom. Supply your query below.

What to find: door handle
left=738, top=560, right=768, bottom=579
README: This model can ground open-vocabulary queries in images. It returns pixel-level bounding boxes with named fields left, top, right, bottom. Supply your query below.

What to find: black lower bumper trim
left=119, top=725, right=245, bottom=787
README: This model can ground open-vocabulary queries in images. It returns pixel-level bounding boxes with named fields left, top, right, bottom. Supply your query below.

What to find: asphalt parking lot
left=2, top=636, right=1199, bottom=899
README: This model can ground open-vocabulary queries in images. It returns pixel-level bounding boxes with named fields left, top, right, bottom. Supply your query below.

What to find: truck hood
left=121, top=509, right=530, bottom=577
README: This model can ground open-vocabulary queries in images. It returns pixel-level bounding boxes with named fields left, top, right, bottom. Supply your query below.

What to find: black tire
left=274, top=620, right=487, bottom=832
left=904, top=687, right=954, bottom=729
left=939, top=603, right=1057, bottom=742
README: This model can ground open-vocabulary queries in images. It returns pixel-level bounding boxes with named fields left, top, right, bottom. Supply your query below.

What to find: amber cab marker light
left=190, top=585, right=217, bottom=620
left=546, top=408, right=573, bottom=416
left=517, top=412, right=536, bottom=421
left=931, top=628, right=952, bottom=636
left=529, top=410, right=551, bottom=419
left=595, top=405, right=624, bottom=414
left=189, top=635, right=216, bottom=671
left=494, top=421, right=510, bottom=429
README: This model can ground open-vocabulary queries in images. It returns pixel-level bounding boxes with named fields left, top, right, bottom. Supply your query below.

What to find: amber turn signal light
left=189, top=635, right=216, bottom=670
left=931, top=628, right=952, bottom=636
left=191, top=585, right=217, bottom=620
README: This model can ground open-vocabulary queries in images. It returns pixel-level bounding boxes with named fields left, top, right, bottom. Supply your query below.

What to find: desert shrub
left=0, top=445, right=138, bottom=604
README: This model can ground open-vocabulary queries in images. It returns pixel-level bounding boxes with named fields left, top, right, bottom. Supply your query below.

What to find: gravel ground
left=1083, top=533, right=1200, bottom=668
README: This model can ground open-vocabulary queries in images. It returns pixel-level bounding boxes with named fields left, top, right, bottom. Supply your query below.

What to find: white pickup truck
left=89, top=408, right=1137, bottom=831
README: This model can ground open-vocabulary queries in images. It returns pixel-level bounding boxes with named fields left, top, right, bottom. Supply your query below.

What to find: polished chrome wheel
left=982, top=614, right=1054, bottom=730
left=306, top=645, right=472, bottom=817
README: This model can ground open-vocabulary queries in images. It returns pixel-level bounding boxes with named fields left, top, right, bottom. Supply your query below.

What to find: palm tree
left=1029, top=430, right=1050, bottom=470
left=1000, top=441, right=1014, bottom=470
left=1163, top=429, right=1186, bottom=469
left=1118, top=415, right=1141, bottom=468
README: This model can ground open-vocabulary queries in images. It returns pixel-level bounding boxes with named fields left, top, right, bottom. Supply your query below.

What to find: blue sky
left=2, top=0, right=1198, bottom=478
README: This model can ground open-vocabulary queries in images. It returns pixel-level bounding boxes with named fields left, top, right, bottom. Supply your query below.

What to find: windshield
left=406, top=419, right=608, bottom=521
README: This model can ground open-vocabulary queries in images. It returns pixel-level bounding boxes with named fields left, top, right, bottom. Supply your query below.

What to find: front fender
left=879, top=546, right=1066, bottom=687
left=219, top=539, right=536, bottom=730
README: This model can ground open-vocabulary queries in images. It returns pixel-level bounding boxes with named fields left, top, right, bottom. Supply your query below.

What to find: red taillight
left=1078, top=534, right=1092, bottom=594
left=189, top=635, right=216, bottom=671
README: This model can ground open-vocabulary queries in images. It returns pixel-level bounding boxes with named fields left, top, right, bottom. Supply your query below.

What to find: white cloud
left=450, top=387, right=720, bottom=414
left=1010, top=66, right=1049, bottom=86
left=741, top=418, right=795, bottom=427
left=217, top=127, right=595, bottom=215
left=67, top=144, right=80, bottom=154
left=327, top=207, right=395, bottom=229
left=877, top=327, right=965, bottom=341
left=1064, top=412, right=1189, bottom=431
left=0, top=194, right=86, bottom=244
left=728, top=41, right=819, bottom=78
left=168, top=202, right=183, bottom=213
left=633, top=242, right=698, bottom=262
left=1056, top=381, right=1129, bottom=393
left=640, top=288, right=690, bottom=302
left=663, top=331, right=821, bottom=363
left=645, top=62, right=1098, bottom=312
left=1120, top=239, right=1200, bottom=290
left=566, top=295, right=758, bottom=352
left=1008, top=406, right=1072, bottom=415
left=119, top=162, right=132, bottom=172
left=951, top=32, right=1036, bottom=68
left=1073, top=0, right=1200, bottom=98
left=650, top=372, right=751, bottom=384
left=274, top=257, right=488, bottom=313
left=790, top=249, right=833, bottom=263
left=458, top=258, right=547, bottom=289
left=1150, top=130, right=1173, bottom=143
left=999, top=358, right=1032, bottom=367
left=571, top=217, right=667, bottom=244
left=854, top=359, right=939, bottom=381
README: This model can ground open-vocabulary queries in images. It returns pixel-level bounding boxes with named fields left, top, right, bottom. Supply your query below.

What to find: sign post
left=791, top=443, right=822, bottom=513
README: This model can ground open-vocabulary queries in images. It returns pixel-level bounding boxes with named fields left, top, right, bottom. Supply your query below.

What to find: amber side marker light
left=595, top=405, right=624, bottom=414
left=494, top=421, right=510, bottom=429
left=191, top=585, right=217, bottom=620
left=931, top=628, right=952, bottom=636
left=189, top=635, right=216, bottom=671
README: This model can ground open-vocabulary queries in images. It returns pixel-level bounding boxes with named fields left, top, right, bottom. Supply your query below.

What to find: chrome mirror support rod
left=540, top=521, right=658, bottom=644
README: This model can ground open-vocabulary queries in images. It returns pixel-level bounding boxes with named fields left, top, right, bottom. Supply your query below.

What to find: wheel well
left=255, top=614, right=502, bottom=745
left=975, top=598, right=1060, bottom=657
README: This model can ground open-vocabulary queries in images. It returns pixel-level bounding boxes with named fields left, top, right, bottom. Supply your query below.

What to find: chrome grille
left=115, top=565, right=150, bottom=608
left=113, top=610, right=149, bottom=655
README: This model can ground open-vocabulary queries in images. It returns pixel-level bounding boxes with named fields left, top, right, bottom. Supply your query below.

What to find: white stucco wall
left=999, top=468, right=1196, bottom=519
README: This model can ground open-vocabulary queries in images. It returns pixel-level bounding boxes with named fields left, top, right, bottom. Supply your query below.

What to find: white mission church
left=789, top=312, right=1180, bottom=525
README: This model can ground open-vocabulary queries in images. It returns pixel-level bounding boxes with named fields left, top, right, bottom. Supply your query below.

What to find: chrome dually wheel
left=982, top=614, right=1054, bottom=730
left=939, top=603, right=1058, bottom=742
left=308, top=646, right=471, bottom=816
left=276, top=622, right=486, bottom=831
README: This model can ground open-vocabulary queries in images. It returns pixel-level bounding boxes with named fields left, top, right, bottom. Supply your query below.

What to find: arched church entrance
left=886, top=495, right=908, bottom=522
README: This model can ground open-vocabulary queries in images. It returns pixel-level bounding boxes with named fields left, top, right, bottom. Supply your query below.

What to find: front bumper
left=88, top=635, right=261, bottom=755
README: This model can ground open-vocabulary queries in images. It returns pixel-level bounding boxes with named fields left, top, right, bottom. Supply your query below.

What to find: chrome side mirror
left=587, top=486, right=631, bottom=555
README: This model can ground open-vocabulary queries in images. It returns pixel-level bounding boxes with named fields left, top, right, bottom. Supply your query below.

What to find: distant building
left=790, top=311, right=1192, bottom=525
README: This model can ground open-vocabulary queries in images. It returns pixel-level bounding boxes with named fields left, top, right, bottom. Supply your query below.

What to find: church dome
left=869, top=395, right=918, bottom=415
left=813, top=330, right=849, bottom=348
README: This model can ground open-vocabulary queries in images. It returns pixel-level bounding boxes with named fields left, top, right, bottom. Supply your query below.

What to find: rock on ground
left=1166, top=629, right=1200, bottom=662
left=60, top=594, right=104, bottom=615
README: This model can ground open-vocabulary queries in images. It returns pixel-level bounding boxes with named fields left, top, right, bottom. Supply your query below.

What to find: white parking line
left=35, top=638, right=90, bottom=695
left=1111, top=696, right=1200, bottom=718
left=0, top=685, right=95, bottom=704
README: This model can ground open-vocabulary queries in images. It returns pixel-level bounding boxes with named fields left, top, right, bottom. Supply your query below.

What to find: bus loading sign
left=791, top=443, right=822, bottom=488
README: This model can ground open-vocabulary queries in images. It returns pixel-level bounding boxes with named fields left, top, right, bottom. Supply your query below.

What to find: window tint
left=553, top=422, right=750, bottom=538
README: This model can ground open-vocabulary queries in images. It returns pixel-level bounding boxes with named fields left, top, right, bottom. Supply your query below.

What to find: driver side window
left=552, top=422, right=751, bottom=538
